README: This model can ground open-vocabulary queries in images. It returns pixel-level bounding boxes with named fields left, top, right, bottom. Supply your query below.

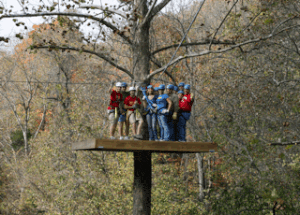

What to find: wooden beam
left=72, top=139, right=217, bottom=153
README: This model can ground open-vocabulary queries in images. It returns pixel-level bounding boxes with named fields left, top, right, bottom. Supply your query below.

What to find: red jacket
left=179, top=94, right=193, bottom=112
left=107, top=90, right=123, bottom=110
left=124, top=96, right=141, bottom=111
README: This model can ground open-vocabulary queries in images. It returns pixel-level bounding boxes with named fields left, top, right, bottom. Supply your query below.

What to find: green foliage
left=10, top=129, right=32, bottom=150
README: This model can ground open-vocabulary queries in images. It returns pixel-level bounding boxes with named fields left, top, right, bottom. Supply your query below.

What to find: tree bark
left=132, top=1, right=152, bottom=214
left=133, top=151, right=152, bottom=215
left=196, top=153, right=205, bottom=201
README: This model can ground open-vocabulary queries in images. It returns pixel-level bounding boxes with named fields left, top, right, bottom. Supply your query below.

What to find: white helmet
left=115, top=82, right=122, bottom=87
left=129, top=86, right=136, bottom=91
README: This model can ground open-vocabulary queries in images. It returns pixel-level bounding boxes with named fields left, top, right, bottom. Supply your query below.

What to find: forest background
left=0, top=0, right=300, bottom=214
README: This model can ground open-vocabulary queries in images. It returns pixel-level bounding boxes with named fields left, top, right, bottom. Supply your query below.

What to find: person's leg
left=118, top=121, right=123, bottom=137
left=181, top=112, right=191, bottom=141
left=157, top=114, right=164, bottom=141
left=132, top=123, right=137, bottom=135
left=161, top=115, right=170, bottom=141
left=174, top=119, right=178, bottom=141
left=125, top=119, right=129, bottom=137
left=108, top=112, right=118, bottom=138
left=136, top=117, right=144, bottom=136
left=146, top=114, right=154, bottom=140
left=152, top=114, right=158, bottom=140
left=177, top=114, right=186, bottom=141
left=167, top=113, right=175, bottom=141
left=128, top=112, right=137, bottom=136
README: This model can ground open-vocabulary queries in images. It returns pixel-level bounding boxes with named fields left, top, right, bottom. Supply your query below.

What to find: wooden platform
left=72, top=139, right=217, bottom=153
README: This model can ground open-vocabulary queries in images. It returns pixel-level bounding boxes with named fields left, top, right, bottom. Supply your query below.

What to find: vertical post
left=133, top=151, right=152, bottom=215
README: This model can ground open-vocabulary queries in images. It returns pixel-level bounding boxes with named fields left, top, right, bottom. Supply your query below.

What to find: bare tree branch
left=141, top=0, right=158, bottom=26
left=269, top=141, right=300, bottom=146
left=149, top=0, right=172, bottom=21
left=79, top=5, right=128, bottom=19
left=151, top=40, right=235, bottom=55
left=148, top=25, right=300, bottom=79
left=30, top=45, right=133, bottom=78
left=0, top=12, right=132, bottom=45
left=209, top=0, right=239, bottom=50
left=150, top=57, right=176, bottom=84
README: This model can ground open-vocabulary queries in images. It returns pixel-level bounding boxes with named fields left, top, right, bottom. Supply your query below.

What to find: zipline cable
left=158, top=0, right=206, bottom=81
left=0, top=80, right=102, bottom=85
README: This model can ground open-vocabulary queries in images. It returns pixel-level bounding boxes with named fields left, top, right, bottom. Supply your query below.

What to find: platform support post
left=133, top=151, right=152, bottom=215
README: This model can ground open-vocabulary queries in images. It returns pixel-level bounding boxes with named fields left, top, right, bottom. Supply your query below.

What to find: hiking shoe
left=110, top=136, right=116, bottom=140
left=124, top=136, right=129, bottom=140
left=120, top=136, right=124, bottom=140
left=133, top=134, right=143, bottom=140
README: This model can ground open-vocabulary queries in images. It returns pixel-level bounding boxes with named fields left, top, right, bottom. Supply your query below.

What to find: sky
left=0, top=0, right=120, bottom=51
left=0, top=0, right=191, bottom=52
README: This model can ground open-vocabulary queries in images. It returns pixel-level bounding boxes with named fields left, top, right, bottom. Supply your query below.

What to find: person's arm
left=124, top=98, right=130, bottom=109
left=166, top=98, right=172, bottom=112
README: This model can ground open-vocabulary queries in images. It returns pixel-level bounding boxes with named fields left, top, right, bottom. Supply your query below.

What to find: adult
left=143, top=85, right=159, bottom=141
left=124, top=87, right=143, bottom=137
left=119, top=82, right=130, bottom=140
left=177, top=84, right=194, bottom=142
left=166, top=84, right=179, bottom=141
left=156, top=84, right=172, bottom=141
left=107, top=82, right=123, bottom=139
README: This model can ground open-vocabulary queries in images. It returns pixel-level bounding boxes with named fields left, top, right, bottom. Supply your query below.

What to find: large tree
left=1, top=0, right=300, bottom=213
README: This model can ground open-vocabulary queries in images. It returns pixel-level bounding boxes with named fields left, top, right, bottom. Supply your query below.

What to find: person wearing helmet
left=107, top=82, right=123, bottom=139
left=156, top=84, right=172, bottom=141
left=124, top=86, right=143, bottom=137
left=173, top=86, right=179, bottom=92
left=166, top=84, right=179, bottom=141
left=118, top=82, right=130, bottom=140
left=143, top=85, right=159, bottom=141
left=177, top=85, right=194, bottom=142
left=178, top=82, right=185, bottom=92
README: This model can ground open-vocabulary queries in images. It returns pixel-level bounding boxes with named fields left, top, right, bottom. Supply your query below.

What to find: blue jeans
left=146, top=113, right=158, bottom=140
left=166, top=112, right=175, bottom=141
left=177, top=112, right=191, bottom=141
left=157, top=114, right=170, bottom=141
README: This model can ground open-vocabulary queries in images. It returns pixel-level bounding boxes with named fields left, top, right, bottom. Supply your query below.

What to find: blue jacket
left=156, top=94, right=169, bottom=112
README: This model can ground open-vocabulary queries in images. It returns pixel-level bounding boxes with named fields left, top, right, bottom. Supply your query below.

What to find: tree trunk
left=132, top=1, right=152, bottom=214
left=133, top=151, right=152, bottom=215
left=196, top=153, right=205, bottom=201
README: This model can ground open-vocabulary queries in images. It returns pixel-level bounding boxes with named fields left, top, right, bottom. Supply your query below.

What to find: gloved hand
left=172, top=112, right=177, bottom=120
left=132, top=104, right=137, bottom=109
left=135, top=86, right=140, bottom=91
left=152, top=104, right=157, bottom=108
left=190, top=93, right=194, bottom=99
left=161, top=109, right=169, bottom=114
left=142, top=96, right=146, bottom=100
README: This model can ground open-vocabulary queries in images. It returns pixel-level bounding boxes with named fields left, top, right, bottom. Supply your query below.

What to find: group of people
left=107, top=81, right=194, bottom=142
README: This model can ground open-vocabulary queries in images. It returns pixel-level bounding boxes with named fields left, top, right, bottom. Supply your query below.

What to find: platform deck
left=72, top=139, right=217, bottom=153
